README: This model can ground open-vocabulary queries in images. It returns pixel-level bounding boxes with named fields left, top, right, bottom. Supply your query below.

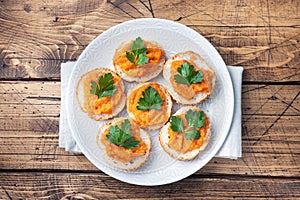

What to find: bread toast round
left=76, top=68, right=126, bottom=121
left=163, top=51, right=216, bottom=104
left=127, top=82, right=172, bottom=130
left=159, top=106, right=211, bottom=161
left=113, top=39, right=165, bottom=82
left=97, top=117, right=152, bottom=170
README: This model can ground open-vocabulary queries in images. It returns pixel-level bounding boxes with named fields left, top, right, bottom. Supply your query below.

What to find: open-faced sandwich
left=163, top=51, right=216, bottom=104
left=159, top=106, right=211, bottom=161
left=76, top=68, right=126, bottom=121
left=97, top=117, right=152, bottom=170
left=127, top=82, right=172, bottom=130
left=113, top=37, right=166, bottom=82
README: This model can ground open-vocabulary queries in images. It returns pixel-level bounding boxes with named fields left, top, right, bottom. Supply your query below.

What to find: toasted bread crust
left=113, top=39, right=166, bottom=82
left=97, top=117, right=152, bottom=170
left=163, top=51, right=216, bottom=104
left=159, top=106, right=211, bottom=161
left=76, top=68, right=126, bottom=121
left=127, top=82, right=172, bottom=130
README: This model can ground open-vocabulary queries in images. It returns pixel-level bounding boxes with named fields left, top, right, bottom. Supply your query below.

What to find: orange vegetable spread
left=113, top=41, right=165, bottom=77
left=83, top=72, right=122, bottom=116
left=146, top=48, right=163, bottom=64
left=168, top=113, right=209, bottom=153
left=94, top=97, right=112, bottom=114
left=170, top=60, right=209, bottom=100
left=114, top=55, right=135, bottom=72
left=128, top=83, right=167, bottom=128
left=101, top=120, right=147, bottom=163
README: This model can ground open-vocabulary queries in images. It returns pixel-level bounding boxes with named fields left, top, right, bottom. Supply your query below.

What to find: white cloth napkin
left=58, top=62, right=81, bottom=153
left=59, top=62, right=243, bottom=159
left=215, top=66, right=243, bottom=159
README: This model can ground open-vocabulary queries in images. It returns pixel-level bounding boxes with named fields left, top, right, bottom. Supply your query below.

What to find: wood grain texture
left=0, top=0, right=299, bottom=81
left=0, top=173, right=300, bottom=199
left=0, top=81, right=299, bottom=177
left=1, top=81, right=299, bottom=116
left=0, top=116, right=299, bottom=177
left=1, top=1, right=300, bottom=198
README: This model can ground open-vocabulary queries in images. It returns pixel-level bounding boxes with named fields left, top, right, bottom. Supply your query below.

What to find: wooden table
left=1, top=0, right=299, bottom=199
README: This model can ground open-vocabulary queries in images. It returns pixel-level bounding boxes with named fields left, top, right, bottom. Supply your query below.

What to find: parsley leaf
left=121, top=118, right=131, bottom=132
left=90, top=73, right=117, bottom=98
left=173, top=74, right=190, bottom=85
left=122, top=139, right=141, bottom=150
left=174, top=62, right=203, bottom=86
left=136, top=86, right=163, bottom=111
left=106, top=119, right=140, bottom=150
left=126, top=37, right=149, bottom=65
left=169, top=109, right=205, bottom=140
left=185, top=128, right=200, bottom=140
left=190, top=71, right=203, bottom=84
left=126, top=52, right=135, bottom=63
left=137, top=54, right=149, bottom=65
left=170, top=116, right=184, bottom=133
left=130, top=37, right=145, bottom=50
left=185, top=109, right=205, bottom=129
left=90, top=80, right=100, bottom=95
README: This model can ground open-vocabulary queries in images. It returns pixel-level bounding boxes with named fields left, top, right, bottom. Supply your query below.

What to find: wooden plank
left=0, top=116, right=299, bottom=176
left=1, top=81, right=299, bottom=116
left=1, top=26, right=299, bottom=82
left=0, top=173, right=299, bottom=199
left=0, top=152, right=299, bottom=178
left=242, top=84, right=300, bottom=116
left=0, top=81, right=61, bottom=105
left=0, top=81, right=299, bottom=175
left=0, top=1, right=299, bottom=81
left=1, top=115, right=300, bottom=144
left=1, top=115, right=299, bottom=153
left=1, top=0, right=299, bottom=26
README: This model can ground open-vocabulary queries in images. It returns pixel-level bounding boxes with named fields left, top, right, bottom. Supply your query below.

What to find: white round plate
left=66, top=18, right=234, bottom=186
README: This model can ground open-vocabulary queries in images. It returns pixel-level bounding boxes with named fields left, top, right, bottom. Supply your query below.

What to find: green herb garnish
left=170, top=116, right=184, bottom=133
left=185, top=128, right=200, bottom=140
left=136, top=86, right=163, bottom=111
left=170, top=109, right=205, bottom=140
left=174, top=62, right=203, bottom=86
left=90, top=73, right=117, bottom=98
left=106, top=119, right=140, bottom=150
left=126, top=37, right=149, bottom=65
left=185, top=109, right=205, bottom=129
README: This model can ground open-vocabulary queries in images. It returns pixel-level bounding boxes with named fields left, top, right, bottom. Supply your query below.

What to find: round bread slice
left=113, top=39, right=165, bottom=82
left=76, top=68, right=126, bottom=121
left=127, top=82, right=172, bottom=130
left=159, top=106, right=211, bottom=161
left=97, top=117, right=152, bottom=170
left=163, top=51, right=216, bottom=104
